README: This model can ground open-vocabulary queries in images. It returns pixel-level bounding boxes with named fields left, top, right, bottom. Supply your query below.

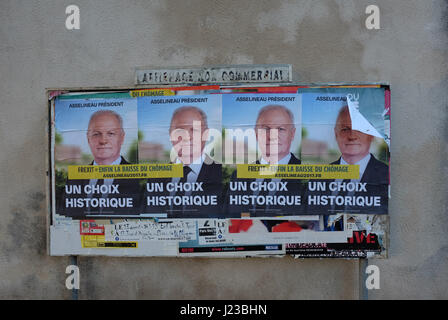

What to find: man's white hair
left=255, top=105, right=295, bottom=126
left=169, top=106, right=208, bottom=131
left=87, top=109, right=124, bottom=132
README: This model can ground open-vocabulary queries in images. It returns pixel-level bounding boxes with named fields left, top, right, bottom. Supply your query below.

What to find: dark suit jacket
left=142, top=155, right=222, bottom=218
left=59, top=156, right=141, bottom=218
left=331, top=154, right=389, bottom=214
left=225, top=153, right=306, bottom=217
left=305, top=154, right=389, bottom=219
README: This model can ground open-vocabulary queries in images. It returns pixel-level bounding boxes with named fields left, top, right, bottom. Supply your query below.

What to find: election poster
left=300, top=88, right=390, bottom=219
left=49, top=84, right=390, bottom=258
left=53, top=93, right=141, bottom=218
left=138, top=94, right=223, bottom=218
left=222, top=93, right=304, bottom=217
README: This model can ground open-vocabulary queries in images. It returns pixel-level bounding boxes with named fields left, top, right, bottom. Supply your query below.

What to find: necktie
left=179, top=166, right=192, bottom=184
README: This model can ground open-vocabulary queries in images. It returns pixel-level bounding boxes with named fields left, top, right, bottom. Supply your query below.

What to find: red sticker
left=80, top=220, right=105, bottom=235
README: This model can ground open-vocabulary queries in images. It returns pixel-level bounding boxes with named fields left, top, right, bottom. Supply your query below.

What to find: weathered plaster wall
left=0, top=0, right=446, bottom=299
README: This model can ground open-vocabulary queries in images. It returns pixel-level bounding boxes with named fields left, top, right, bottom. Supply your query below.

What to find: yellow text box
left=68, top=164, right=183, bottom=180
left=237, top=164, right=360, bottom=180
left=130, top=89, right=175, bottom=97
left=81, top=235, right=137, bottom=249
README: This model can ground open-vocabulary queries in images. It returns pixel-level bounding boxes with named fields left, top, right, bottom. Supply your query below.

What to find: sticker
left=80, top=220, right=105, bottom=235
left=130, top=88, right=175, bottom=97
left=68, top=163, right=183, bottom=180
left=81, top=235, right=137, bottom=248
left=237, top=164, right=360, bottom=180
left=197, top=219, right=229, bottom=245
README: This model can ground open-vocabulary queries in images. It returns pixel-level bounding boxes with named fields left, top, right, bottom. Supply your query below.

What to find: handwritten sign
left=105, top=220, right=197, bottom=241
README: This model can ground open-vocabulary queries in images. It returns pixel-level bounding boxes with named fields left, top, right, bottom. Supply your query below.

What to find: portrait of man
left=255, top=105, right=301, bottom=165
left=226, top=104, right=304, bottom=217
left=331, top=105, right=389, bottom=209
left=169, top=106, right=212, bottom=166
left=87, top=110, right=129, bottom=165
left=333, top=105, right=389, bottom=182
left=61, top=109, right=140, bottom=218
left=334, top=106, right=375, bottom=165
left=143, top=105, right=222, bottom=218
left=315, top=105, right=389, bottom=226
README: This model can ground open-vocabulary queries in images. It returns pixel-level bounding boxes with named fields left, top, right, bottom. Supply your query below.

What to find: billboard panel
left=49, top=84, right=390, bottom=258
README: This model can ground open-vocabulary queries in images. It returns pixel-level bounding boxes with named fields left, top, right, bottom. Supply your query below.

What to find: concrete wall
left=0, top=0, right=446, bottom=299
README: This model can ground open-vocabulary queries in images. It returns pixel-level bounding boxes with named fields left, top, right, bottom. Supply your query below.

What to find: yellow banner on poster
left=130, top=88, right=175, bottom=97
left=237, top=164, right=360, bottom=180
left=68, top=163, right=183, bottom=179
left=81, top=235, right=137, bottom=248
